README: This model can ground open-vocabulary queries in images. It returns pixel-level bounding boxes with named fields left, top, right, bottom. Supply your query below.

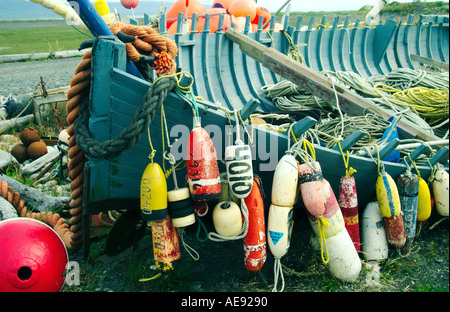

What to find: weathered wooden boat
left=68, top=0, right=448, bottom=256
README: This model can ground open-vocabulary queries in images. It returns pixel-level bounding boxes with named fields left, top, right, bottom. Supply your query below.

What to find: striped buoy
left=225, top=144, right=253, bottom=199
left=298, top=161, right=327, bottom=217
left=432, top=168, right=449, bottom=217
left=361, top=202, right=388, bottom=261
left=168, top=187, right=195, bottom=228
left=375, top=171, right=406, bottom=249
left=338, top=175, right=361, bottom=252
left=397, top=173, right=419, bottom=250
left=243, top=177, right=267, bottom=272
left=186, top=126, right=221, bottom=201
left=140, top=163, right=167, bottom=222
left=308, top=179, right=361, bottom=283
left=151, top=215, right=180, bottom=271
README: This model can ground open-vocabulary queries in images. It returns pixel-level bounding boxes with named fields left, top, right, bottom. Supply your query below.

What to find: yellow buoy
left=417, top=177, right=432, bottom=222
left=95, top=0, right=111, bottom=16
left=140, top=163, right=168, bottom=222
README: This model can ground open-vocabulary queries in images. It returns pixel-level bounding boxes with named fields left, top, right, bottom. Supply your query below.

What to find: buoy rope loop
left=74, top=77, right=177, bottom=160
left=272, top=258, right=285, bottom=292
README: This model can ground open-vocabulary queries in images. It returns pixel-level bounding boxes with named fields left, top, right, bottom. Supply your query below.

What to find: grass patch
left=0, top=24, right=89, bottom=55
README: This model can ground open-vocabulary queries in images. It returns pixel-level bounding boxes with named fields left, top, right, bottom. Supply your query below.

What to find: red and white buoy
left=298, top=161, right=327, bottom=217
left=243, top=177, right=267, bottom=272
left=338, top=175, right=361, bottom=252
left=186, top=125, right=221, bottom=201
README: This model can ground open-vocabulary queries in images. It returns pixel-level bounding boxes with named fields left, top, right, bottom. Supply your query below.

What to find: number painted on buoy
left=225, top=144, right=253, bottom=199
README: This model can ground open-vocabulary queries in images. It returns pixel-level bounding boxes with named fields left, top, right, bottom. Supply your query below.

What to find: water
left=0, top=0, right=180, bottom=21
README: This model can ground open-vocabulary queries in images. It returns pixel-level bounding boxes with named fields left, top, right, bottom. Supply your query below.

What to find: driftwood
left=0, top=115, right=34, bottom=134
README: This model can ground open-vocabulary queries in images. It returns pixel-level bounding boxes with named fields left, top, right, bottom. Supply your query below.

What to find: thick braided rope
left=74, top=76, right=177, bottom=160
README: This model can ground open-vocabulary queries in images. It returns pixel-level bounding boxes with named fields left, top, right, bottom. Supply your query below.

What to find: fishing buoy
left=0, top=218, right=68, bottom=292
left=186, top=126, right=221, bottom=201
left=308, top=180, right=361, bottom=282
left=267, top=204, right=293, bottom=259
left=243, top=177, right=266, bottom=272
left=338, top=175, right=361, bottom=252
left=225, top=143, right=253, bottom=199
left=197, top=8, right=233, bottom=33
left=383, top=213, right=406, bottom=249
left=272, top=154, right=298, bottom=207
left=168, top=187, right=195, bottom=228
left=94, top=0, right=110, bottom=16
left=120, top=0, right=139, bottom=9
left=298, top=161, right=327, bottom=217
left=151, top=215, right=180, bottom=271
left=251, top=6, right=271, bottom=25
left=432, top=169, right=449, bottom=217
left=397, top=173, right=419, bottom=248
left=361, top=202, right=388, bottom=261
left=417, top=177, right=432, bottom=222
left=212, top=0, right=235, bottom=10
left=376, top=172, right=401, bottom=218
left=212, top=201, right=243, bottom=237
left=229, top=0, right=256, bottom=21
left=140, top=163, right=168, bottom=222
left=166, top=0, right=207, bottom=30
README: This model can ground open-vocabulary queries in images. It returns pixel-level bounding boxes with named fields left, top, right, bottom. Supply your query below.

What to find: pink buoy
left=0, top=218, right=68, bottom=292
left=120, top=0, right=139, bottom=9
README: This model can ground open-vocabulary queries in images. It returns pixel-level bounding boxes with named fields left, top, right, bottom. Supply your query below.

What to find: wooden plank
left=224, top=28, right=442, bottom=143
left=410, top=54, right=449, bottom=71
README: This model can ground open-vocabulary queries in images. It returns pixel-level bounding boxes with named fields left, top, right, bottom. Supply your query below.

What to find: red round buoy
left=229, top=0, right=256, bottom=21
left=251, top=6, right=271, bottom=25
left=120, top=0, right=139, bottom=9
left=243, top=177, right=266, bottom=272
left=0, top=218, right=68, bottom=292
left=186, top=126, right=221, bottom=201
left=338, top=175, right=361, bottom=252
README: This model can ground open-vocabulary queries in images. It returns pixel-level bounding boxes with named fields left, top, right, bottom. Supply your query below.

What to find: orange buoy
left=212, top=0, right=235, bottom=10
left=251, top=6, right=271, bottom=25
left=298, top=161, right=327, bottom=217
left=243, top=177, right=266, bottom=272
left=168, top=18, right=192, bottom=35
left=197, top=8, right=232, bottom=33
left=186, top=126, right=221, bottom=201
left=228, top=0, right=256, bottom=21
left=338, top=175, right=361, bottom=252
left=166, top=0, right=207, bottom=30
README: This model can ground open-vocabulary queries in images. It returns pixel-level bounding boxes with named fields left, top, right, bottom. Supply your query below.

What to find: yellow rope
left=337, top=141, right=357, bottom=177
left=318, top=217, right=330, bottom=264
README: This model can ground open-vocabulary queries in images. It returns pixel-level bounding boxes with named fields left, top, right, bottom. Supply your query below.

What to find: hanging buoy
left=243, top=177, right=266, bottom=272
left=417, top=177, right=432, bottom=222
left=151, top=215, right=180, bottom=271
left=186, top=126, right=221, bottom=201
left=225, top=143, right=253, bottom=199
left=376, top=172, right=401, bottom=218
left=338, top=175, right=361, bottom=252
left=361, top=202, right=388, bottom=261
left=397, top=173, right=419, bottom=249
left=212, top=201, right=243, bottom=237
left=267, top=204, right=293, bottom=259
left=308, top=179, right=361, bottom=283
left=168, top=187, right=195, bottom=228
left=272, top=154, right=298, bottom=207
left=383, top=213, right=406, bottom=249
left=432, top=168, right=449, bottom=217
left=140, top=163, right=168, bottom=222
left=298, top=161, right=327, bottom=217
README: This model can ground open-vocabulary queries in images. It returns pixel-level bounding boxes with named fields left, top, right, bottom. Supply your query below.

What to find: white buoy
left=361, top=202, right=388, bottom=261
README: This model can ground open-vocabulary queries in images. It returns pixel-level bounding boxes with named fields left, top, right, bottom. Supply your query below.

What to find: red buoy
left=243, top=177, right=266, bottom=272
left=197, top=8, right=233, bottom=33
left=338, top=175, right=361, bottom=252
left=166, top=0, right=207, bottom=30
left=383, top=213, right=406, bottom=249
left=151, top=215, right=180, bottom=271
left=0, top=218, right=68, bottom=292
left=186, top=126, right=221, bottom=201
left=298, top=161, right=327, bottom=217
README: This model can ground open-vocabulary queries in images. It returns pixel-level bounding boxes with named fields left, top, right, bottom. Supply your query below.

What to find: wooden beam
left=410, top=54, right=449, bottom=71
left=225, top=28, right=442, bottom=143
